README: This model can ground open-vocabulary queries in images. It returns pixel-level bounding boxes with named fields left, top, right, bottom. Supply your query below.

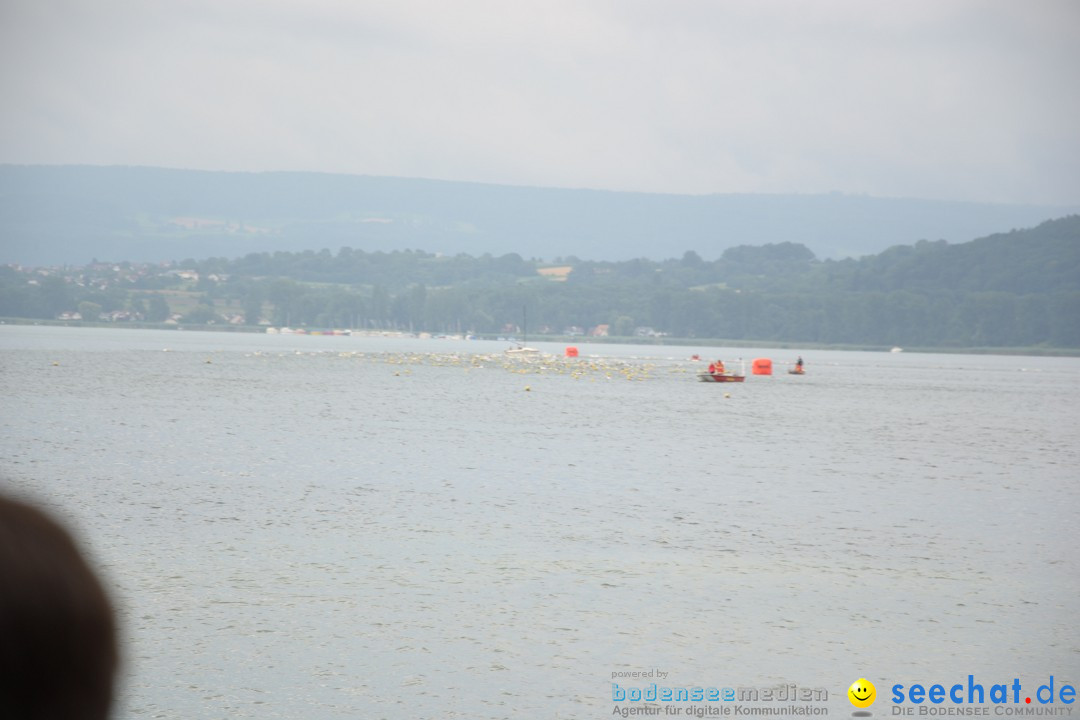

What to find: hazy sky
left=2, top=0, right=1078, bottom=205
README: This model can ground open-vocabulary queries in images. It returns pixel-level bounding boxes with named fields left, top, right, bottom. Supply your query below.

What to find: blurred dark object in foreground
left=0, top=492, right=119, bottom=720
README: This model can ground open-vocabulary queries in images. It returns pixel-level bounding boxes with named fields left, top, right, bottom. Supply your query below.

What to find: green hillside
left=2, top=216, right=1077, bottom=351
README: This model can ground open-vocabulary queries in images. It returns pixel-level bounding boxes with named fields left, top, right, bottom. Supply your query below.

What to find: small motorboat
left=697, top=371, right=746, bottom=383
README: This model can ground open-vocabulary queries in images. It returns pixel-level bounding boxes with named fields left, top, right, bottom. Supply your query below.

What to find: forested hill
left=1, top=216, right=1077, bottom=349
left=814, top=214, right=1080, bottom=295
left=181, top=215, right=1077, bottom=298
left=3, top=164, right=1080, bottom=267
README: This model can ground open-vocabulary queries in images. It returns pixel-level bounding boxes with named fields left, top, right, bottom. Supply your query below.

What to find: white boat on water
left=504, top=305, right=540, bottom=355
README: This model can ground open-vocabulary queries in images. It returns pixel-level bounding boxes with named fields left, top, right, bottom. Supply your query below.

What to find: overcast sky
left=2, top=0, right=1078, bottom=205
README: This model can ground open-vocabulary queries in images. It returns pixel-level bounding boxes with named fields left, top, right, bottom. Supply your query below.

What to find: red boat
left=697, top=371, right=746, bottom=383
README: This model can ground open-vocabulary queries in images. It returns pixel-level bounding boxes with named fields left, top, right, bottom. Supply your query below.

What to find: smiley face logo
left=848, top=678, right=876, bottom=708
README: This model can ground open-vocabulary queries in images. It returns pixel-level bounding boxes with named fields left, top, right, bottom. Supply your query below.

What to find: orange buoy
left=752, top=357, right=773, bottom=375
left=565, top=346, right=579, bottom=357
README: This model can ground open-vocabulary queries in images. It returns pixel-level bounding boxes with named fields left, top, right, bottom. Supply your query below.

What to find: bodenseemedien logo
left=609, top=676, right=830, bottom=716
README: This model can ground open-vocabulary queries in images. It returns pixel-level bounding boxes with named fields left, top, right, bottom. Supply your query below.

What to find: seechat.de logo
left=890, top=675, right=1076, bottom=706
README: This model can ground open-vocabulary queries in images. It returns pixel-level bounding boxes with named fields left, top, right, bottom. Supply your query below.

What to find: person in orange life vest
left=714, top=359, right=725, bottom=374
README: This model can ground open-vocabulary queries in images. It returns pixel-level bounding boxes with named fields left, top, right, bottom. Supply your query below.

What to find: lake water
left=2, top=325, right=1077, bottom=719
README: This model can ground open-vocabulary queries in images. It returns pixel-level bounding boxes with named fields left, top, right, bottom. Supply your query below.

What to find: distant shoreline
left=3, top=317, right=1077, bottom=357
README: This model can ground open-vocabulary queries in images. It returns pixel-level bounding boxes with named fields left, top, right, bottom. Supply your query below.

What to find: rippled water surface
left=2, top=326, right=1078, bottom=718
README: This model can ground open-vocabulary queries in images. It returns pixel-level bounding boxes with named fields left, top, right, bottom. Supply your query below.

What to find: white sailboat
left=505, top=305, right=539, bottom=355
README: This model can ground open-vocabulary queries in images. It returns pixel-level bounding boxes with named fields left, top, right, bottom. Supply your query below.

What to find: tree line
left=1, top=215, right=1077, bottom=349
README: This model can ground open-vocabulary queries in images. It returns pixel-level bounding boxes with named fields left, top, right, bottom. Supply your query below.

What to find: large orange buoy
left=565, top=346, right=579, bottom=357
left=752, top=357, right=773, bottom=375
